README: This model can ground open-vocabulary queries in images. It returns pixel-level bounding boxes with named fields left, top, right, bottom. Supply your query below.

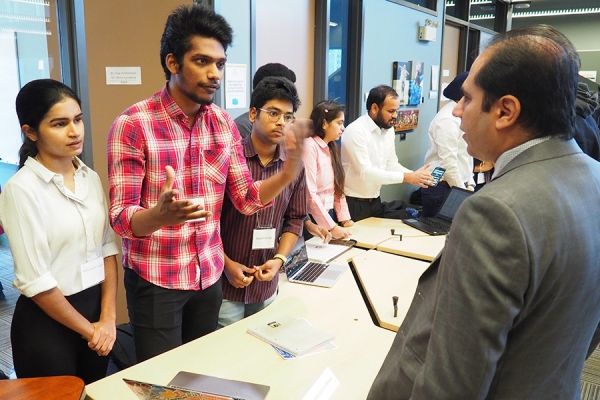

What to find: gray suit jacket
left=368, top=138, right=600, bottom=399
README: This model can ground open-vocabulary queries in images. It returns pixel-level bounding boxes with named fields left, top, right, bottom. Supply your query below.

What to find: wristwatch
left=273, top=253, right=288, bottom=266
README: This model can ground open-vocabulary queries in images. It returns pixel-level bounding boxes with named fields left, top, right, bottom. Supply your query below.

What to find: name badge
left=477, top=172, right=485, bottom=185
left=252, top=228, right=276, bottom=249
left=81, top=257, right=105, bottom=290
left=324, top=195, right=334, bottom=210
left=187, top=197, right=206, bottom=222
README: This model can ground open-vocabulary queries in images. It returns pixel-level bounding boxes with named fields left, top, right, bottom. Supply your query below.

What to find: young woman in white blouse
left=0, top=79, right=118, bottom=383
left=302, top=100, right=354, bottom=239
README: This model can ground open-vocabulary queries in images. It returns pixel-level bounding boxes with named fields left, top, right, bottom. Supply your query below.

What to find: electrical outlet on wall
left=399, top=132, right=407, bottom=141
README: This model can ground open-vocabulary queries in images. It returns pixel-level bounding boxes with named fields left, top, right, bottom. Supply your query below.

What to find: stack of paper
left=305, top=237, right=355, bottom=263
left=247, top=315, right=335, bottom=357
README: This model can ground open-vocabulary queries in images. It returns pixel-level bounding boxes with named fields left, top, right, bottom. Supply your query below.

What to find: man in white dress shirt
left=341, top=85, right=432, bottom=222
left=422, top=72, right=475, bottom=217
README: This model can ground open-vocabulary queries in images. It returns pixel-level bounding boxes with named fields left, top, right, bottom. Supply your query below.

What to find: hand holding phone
left=431, top=167, right=446, bottom=186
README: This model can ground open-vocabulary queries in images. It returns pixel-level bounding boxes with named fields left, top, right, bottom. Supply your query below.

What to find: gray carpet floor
left=0, top=238, right=599, bottom=396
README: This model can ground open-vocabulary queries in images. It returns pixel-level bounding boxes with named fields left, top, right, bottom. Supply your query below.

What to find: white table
left=86, top=248, right=395, bottom=399
left=376, top=234, right=446, bottom=261
left=346, top=217, right=429, bottom=249
left=351, top=250, right=430, bottom=332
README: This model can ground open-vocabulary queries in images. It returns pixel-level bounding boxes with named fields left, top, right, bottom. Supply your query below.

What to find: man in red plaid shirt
left=107, top=5, right=307, bottom=362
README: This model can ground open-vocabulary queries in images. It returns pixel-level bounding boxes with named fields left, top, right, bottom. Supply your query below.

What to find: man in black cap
left=421, top=71, right=475, bottom=217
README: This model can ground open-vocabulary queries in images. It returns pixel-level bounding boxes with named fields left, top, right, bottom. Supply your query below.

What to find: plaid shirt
left=108, top=85, right=266, bottom=290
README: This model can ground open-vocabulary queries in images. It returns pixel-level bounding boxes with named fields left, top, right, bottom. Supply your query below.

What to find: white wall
left=363, top=0, right=445, bottom=203
left=256, top=0, right=315, bottom=118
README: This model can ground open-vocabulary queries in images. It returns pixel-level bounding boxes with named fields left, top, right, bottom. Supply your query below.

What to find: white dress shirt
left=341, top=114, right=411, bottom=198
left=0, top=157, right=118, bottom=297
left=424, top=101, right=475, bottom=188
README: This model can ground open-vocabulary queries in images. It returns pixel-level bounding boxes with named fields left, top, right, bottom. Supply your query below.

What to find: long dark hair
left=310, top=100, right=346, bottom=198
left=15, top=79, right=81, bottom=169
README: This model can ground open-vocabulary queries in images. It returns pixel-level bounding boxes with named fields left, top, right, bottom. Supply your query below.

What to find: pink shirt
left=302, top=136, right=351, bottom=229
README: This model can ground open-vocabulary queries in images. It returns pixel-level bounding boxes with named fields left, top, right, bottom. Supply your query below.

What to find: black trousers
left=124, top=268, right=222, bottom=363
left=11, top=285, right=108, bottom=384
left=346, top=196, right=383, bottom=222
left=421, top=182, right=451, bottom=217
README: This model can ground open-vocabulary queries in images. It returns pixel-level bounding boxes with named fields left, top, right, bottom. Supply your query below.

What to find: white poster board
left=225, top=63, right=247, bottom=109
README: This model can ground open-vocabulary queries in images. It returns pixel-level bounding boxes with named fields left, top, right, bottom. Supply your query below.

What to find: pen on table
left=393, top=296, right=399, bottom=318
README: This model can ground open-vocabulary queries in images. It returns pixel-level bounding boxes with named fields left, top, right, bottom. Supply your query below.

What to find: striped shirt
left=108, top=85, right=267, bottom=290
left=220, top=135, right=306, bottom=304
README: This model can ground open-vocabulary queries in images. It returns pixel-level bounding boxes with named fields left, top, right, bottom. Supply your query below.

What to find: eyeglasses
left=258, top=108, right=296, bottom=125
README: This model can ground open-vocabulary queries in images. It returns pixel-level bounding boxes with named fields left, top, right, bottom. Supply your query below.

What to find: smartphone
left=431, top=167, right=446, bottom=186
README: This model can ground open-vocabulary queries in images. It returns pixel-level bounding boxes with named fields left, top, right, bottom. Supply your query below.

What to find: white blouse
left=0, top=157, right=118, bottom=297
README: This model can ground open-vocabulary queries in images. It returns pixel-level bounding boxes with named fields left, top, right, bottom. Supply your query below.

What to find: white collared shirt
left=341, top=114, right=412, bottom=198
left=0, top=157, right=118, bottom=297
left=424, top=101, right=475, bottom=188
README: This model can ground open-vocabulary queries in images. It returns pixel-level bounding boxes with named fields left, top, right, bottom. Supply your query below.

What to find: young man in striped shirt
left=218, top=77, right=306, bottom=327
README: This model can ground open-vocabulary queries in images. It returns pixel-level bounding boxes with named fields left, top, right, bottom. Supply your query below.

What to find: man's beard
left=184, top=86, right=215, bottom=105
left=373, top=112, right=394, bottom=130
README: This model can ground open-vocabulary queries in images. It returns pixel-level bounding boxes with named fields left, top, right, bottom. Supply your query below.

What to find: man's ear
left=165, top=54, right=179, bottom=76
left=22, top=125, right=37, bottom=142
left=368, top=103, right=379, bottom=118
left=249, top=107, right=257, bottom=123
left=494, top=95, right=521, bottom=131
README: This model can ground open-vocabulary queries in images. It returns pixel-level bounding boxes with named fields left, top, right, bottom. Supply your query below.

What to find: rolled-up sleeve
left=0, top=182, right=58, bottom=297
left=107, top=114, right=148, bottom=239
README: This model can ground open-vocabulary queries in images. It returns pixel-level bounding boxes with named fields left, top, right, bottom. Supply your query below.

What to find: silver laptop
left=124, top=371, right=270, bottom=400
left=283, top=237, right=347, bottom=288
left=403, top=186, right=473, bottom=235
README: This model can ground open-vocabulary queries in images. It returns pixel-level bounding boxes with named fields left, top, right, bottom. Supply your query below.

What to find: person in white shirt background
left=0, top=79, right=118, bottom=383
left=422, top=72, right=475, bottom=217
left=341, top=85, right=433, bottom=222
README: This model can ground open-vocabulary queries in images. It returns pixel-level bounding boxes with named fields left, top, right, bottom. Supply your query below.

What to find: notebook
left=283, top=237, right=347, bottom=288
left=403, top=187, right=473, bottom=235
left=305, top=237, right=356, bottom=263
left=246, top=315, right=335, bottom=357
left=124, top=372, right=270, bottom=400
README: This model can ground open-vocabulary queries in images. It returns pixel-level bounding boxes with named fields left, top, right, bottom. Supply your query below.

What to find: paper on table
left=301, top=367, right=340, bottom=400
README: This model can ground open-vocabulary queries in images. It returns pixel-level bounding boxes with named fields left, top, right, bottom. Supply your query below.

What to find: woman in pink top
left=303, top=100, right=354, bottom=239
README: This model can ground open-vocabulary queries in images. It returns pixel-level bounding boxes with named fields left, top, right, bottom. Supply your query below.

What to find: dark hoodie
left=573, top=82, right=600, bottom=161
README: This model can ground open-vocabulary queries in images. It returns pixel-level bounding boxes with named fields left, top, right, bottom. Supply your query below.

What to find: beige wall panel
left=256, top=0, right=315, bottom=117
left=84, top=0, right=186, bottom=323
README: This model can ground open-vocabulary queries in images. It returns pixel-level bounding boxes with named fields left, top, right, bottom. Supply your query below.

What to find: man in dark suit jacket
left=368, top=25, right=600, bottom=399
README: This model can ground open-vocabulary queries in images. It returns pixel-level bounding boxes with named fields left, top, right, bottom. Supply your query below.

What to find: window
left=0, top=0, right=75, bottom=186
left=387, top=0, right=437, bottom=14
left=327, top=0, right=349, bottom=104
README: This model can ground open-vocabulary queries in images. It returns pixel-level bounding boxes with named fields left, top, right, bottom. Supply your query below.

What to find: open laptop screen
left=437, top=187, right=473, bottom=222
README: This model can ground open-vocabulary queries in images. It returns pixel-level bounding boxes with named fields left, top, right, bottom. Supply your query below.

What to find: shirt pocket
left=202, top=146, right=230, bottom=197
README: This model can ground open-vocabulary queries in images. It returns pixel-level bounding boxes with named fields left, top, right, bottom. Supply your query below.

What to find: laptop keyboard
left=294, top=262, right=328, bottom=283
left=416, top=217, right=451, bottom=230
